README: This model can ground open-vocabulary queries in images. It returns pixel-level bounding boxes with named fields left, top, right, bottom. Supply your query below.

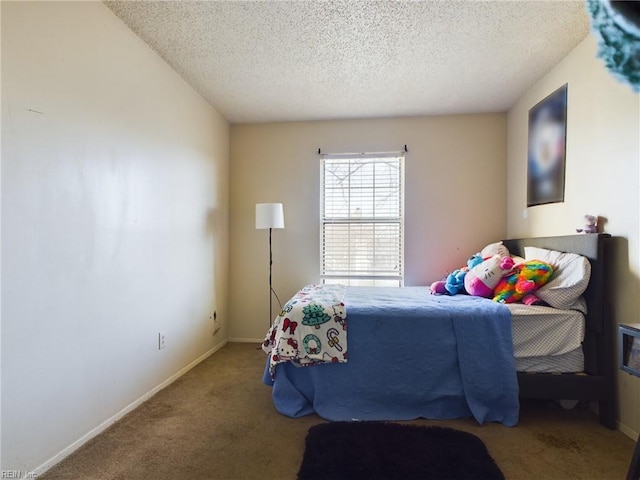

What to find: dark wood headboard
left=502, top=233, right=615, bottom=428
left=503, top=233, right=610, bottom=335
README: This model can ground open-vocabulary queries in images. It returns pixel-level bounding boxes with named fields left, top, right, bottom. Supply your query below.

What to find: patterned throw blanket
left=262, top=284, right=347, bottom=379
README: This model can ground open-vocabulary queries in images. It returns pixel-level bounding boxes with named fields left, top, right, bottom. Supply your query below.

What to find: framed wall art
left=527, top=84, right=568, bottom=207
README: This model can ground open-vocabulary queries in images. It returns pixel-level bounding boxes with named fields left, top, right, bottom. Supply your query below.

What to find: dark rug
left=297, top=422, right=505, bottom=480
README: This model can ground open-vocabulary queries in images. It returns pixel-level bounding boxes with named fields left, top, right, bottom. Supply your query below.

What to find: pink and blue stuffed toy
left=464, top=255, right=516, bottom=298
left=430, top=254, right=483, bottom=295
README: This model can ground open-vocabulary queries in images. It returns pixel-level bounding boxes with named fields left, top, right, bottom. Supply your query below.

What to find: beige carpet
left=41, top=342, right=634, bottom=480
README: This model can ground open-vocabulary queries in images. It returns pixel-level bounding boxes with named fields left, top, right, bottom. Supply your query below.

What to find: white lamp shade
left=256, top=203, right=284, bottom=229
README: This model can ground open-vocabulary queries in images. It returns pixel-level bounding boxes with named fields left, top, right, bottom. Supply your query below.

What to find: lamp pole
left=269, top=226, right=273, bottom=327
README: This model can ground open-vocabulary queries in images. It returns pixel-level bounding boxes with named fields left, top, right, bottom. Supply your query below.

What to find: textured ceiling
left=104, top=0, right=591, bottom=124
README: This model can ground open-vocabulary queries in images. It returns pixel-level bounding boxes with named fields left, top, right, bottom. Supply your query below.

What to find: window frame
left=320, top=152, right=405, bottom=286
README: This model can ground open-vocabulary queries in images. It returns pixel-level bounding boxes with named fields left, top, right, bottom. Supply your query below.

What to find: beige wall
left=506, top=36, right=640, bottom=438
left=1, top=1, right=229, bottom=473
left=229, top=114, right=507, bottom=340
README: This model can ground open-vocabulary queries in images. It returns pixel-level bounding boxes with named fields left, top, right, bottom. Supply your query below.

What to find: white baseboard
left=618, top=420, right=639, bottom=442
left=32, top=339, right=229, bottom=476
left=229, top=337, right=263, bottom=343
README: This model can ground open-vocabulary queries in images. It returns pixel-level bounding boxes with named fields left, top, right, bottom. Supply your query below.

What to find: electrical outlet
left=158, top=331, right=166, bottom=350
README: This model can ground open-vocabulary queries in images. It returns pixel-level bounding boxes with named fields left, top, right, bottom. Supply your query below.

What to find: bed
left=262, top=233, right=615, bottom=429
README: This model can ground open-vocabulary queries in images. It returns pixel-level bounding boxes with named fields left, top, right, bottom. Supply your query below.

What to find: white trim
left=31, top=339, right=228, bottom=476
left=320, top=154, right=405, bottom=283
left=618, top=419, right=639, bottom=441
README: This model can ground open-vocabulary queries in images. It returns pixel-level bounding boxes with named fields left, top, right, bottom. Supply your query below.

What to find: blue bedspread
left=262, top=286, right=519, bottom=426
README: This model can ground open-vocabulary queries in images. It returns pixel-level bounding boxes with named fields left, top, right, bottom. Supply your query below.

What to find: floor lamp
left=256, top=203, right=284, bottom=328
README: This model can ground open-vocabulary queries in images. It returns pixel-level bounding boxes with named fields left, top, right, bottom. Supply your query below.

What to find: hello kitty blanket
left=262, top=284, right=347, bottom=379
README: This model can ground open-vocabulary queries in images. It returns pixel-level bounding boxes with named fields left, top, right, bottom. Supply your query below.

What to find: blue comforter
left=262, top=286, right=519, bottom=426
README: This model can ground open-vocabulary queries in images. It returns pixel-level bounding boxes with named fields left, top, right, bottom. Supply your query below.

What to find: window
left=320, top=153, right=404, bottom=286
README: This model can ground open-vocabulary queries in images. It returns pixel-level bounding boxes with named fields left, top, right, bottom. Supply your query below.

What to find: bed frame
left=502, top=233, right=615, bottom=429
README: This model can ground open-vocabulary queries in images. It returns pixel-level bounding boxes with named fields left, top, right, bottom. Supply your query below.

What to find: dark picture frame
left=527, top=84, right=568, bottom=207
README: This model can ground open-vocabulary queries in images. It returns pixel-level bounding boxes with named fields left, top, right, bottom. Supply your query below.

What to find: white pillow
left=524, top=246, right=591, bottom=312
left=511, top=255, right=526, bottom=265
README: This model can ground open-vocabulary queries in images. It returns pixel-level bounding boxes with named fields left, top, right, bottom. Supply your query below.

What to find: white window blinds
left=320, top=153, right=404, bottom=286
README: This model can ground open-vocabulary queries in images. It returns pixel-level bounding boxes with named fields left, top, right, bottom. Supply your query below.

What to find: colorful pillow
left=524, top=246, right=591, bottom=312
left=493, top=260, right=554, bottom=304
